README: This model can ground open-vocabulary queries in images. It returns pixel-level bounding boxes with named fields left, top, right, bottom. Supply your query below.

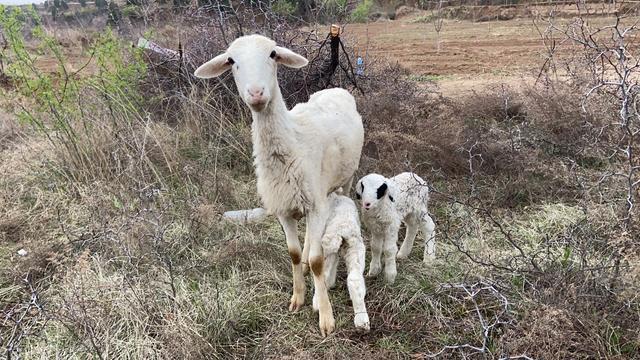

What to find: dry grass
left=1, top=7, right=639, bottom=359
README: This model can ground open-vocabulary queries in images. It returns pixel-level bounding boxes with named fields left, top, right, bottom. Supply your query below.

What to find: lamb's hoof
left=384, top=271, right=397, bottom=284
left=423, top=253, right=436, bottom=264
left=289, top=293, right=304, bottom=312
left=312, top=292, right=319, bottom=312
left=396, top=249, right=410, bottom=260
left=302, top=263, right=309, bottom=275
left=367, top=266, right=382, bottom=278
left=319, top=311, right=335, bottom=337
left=354, top=313, right=370, bottom=332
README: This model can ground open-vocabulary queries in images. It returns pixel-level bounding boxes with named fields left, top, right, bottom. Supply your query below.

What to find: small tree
left=107, top=1, right=122, bottom=25
left=433, top=0, right=444, bottom=52
left=51, top=5, right=57, bottom=19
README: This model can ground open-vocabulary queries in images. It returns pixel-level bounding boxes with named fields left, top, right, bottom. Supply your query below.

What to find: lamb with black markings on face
left=355, top=172, right=436, bottom=283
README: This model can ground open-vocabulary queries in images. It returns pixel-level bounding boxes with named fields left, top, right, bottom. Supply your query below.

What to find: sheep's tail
left=223, top=208, right=270, bottom=224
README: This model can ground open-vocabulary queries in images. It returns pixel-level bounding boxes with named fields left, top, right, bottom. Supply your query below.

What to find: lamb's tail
left=223, top=208, right=270, bottom=224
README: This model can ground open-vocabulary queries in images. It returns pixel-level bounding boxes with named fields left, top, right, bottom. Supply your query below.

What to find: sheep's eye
left=356, top=193, right=361, bottom=200
left=227, top=57, right=235, bottom=65
left=270, top=50, right=277, bottom=59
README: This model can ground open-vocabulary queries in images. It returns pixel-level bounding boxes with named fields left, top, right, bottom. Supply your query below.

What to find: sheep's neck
left=251, top=89, right=297, bottom=163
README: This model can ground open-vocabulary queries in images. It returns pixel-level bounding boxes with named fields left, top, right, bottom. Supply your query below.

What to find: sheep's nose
left=364, top=202, right=371, bottom=209
left=247, top=86, right=265, bottom=100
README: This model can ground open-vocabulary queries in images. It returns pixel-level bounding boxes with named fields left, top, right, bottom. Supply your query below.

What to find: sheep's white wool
left=194, top=34, right=364, bottom=337
left=356, top=172, right=436, bottom=283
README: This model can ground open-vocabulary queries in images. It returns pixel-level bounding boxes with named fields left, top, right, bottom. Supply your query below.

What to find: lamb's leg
left=383, top=226, right=399, bottom=284
left=397, top=218, right=419, bottom=260
left=421, top=214, right=436, bottom=263
left=326, top=252, right=339, bottom=289
left=344, top=237, right=370, bottom=332
left=278, top=215, right=305, bottom=312
left=301, top=237, right=311, bottom=275
left=342, top=175, right=355, bottom=197
left=367, top=232, right=383, bottom=278
left=307, top=208, right=335, bottom=337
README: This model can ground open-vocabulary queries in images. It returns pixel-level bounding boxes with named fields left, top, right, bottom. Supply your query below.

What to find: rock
left=17, top=248, right=27, bottom=257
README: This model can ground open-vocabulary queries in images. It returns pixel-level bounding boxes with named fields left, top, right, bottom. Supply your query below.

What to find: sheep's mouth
left=248, top=101, right=267, bottom=112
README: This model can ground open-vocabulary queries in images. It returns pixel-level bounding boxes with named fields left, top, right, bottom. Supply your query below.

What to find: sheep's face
left=355, top=174, right=395, bottom=211
left=193, top=34, right=308, bottom=113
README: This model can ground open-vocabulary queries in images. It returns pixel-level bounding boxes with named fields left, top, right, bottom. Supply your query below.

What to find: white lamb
left=315, top=192, right=370, bottom=332
left=355, top=172, right=436, bottom=284
left=194, top=34, right=364, bottom=336
left=221, top=194, right=370, bottom=332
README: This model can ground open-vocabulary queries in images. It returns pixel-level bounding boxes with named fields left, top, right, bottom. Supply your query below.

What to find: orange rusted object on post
left=330, top=24, right=341, bottom=37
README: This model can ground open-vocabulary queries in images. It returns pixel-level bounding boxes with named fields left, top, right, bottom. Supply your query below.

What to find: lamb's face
left=355, top=174, right=394, bottom=211
left=193, top=35, right=308, bottom=113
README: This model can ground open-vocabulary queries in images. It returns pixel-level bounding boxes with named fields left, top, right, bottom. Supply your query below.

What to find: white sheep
left=194, top=34, right=364, bottom=336
left=221, top=194, right=370, bottom=332
left=355, top=172, right=436, bottom=284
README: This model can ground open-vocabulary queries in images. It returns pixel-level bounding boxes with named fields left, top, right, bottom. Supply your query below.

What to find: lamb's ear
left=274, top=46, right=308, bottom=68
left=194, top=53, right=232, bottom=78
left=388, top=182, right=398, bottom=202
left=355, top=180, right=363, bottom=200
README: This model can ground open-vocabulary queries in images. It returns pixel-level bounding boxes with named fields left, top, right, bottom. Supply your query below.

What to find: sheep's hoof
left=319, top=311, right=335, bottom=337
left=312, top=292, right=319, bottom=312
left=289, top=293, right=305, bottom=312
left=396, top=249, right=410, bottom=260
left=302, top=263, right=309, bottom=275
left=354, top=313, right=370, bottom=333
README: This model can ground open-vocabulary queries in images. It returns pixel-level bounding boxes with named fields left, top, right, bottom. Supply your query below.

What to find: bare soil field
left=345, top=12, right=637, bottom=88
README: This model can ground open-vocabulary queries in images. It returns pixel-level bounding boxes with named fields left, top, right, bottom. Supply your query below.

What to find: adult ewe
left=194, top=35, right=364, bottom=336
left=355, top=172, right=436, bottom=284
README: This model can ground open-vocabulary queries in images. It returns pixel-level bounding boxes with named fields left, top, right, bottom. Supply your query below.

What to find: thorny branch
left=539, top=6, right=640, bottom=229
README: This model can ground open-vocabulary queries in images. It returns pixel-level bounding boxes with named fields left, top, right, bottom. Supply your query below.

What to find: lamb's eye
left=270, top=50, right=277, bottom=59
left=356, top=193, right=361, bottom=200
left=227, top=57, right=235, bottom=65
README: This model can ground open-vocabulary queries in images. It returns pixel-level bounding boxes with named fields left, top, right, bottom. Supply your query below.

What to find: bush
left=272, top=0, right=294, bottom=16
left=350, top=0, right=373, bottom=22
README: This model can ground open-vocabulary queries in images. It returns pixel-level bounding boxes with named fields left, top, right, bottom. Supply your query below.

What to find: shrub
left=350, top=0, right=373, bottom=22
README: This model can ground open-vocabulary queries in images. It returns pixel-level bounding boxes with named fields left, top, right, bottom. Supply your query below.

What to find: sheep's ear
left=274, top=46, right=308, bottom=68
left=194, top=53, right=232, bottom=78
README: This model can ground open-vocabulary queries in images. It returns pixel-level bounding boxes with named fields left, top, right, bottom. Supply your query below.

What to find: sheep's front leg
left=421, top=215, right=436, bottom=263
left=397, top=217, right=419, bottom=260
left=307, top=208, right=335, bottom=337
left=383, top=225, right=399, bottom=284
left=278, top=215, right=305, bottom=312
left=313, top=251, right=338, bottom=311
left=344, top=237, right=370, bottom=332
left=367, top=231, right=383, bottom=278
